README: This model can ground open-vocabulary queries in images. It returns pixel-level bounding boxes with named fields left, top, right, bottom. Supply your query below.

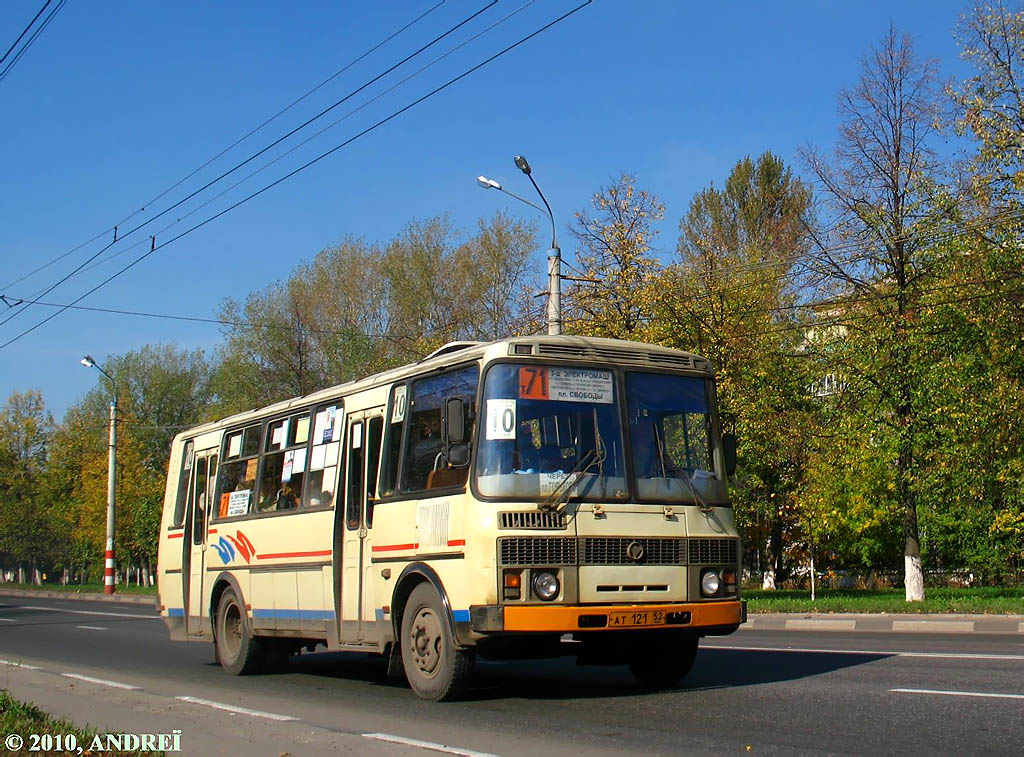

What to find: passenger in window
left=275, top=482, right=298, bottom=510
left=408, top=414, right=443, bottom=488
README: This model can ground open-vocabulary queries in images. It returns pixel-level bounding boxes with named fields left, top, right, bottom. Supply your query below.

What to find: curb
left=743, top=612, right=1024, bottom=635
left=0, top=588, right=157, bottom=606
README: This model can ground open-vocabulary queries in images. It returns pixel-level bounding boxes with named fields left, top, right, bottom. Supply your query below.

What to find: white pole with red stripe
left=104, top=396, right=117, bottom=594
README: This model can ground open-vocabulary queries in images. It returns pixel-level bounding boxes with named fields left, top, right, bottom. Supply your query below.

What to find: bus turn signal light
left=503, top=570, right=522, bottom=600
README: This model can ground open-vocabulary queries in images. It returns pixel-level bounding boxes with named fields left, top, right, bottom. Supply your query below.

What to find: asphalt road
left=1, top=594, right=1023, bottom=756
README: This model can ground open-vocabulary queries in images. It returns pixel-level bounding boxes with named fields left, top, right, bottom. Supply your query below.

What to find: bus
left=157, top=335, right=744, bottom=700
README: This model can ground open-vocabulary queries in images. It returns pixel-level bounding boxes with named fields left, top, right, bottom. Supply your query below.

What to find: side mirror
left=444, top=397, right=465, bottom=444
left=722, top=432, right=737, bottom=477
left=447, top=443, right=470, bottom=468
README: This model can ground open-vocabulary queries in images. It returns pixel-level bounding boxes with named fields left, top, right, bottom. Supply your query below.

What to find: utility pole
left=513, top=155, right=562, bottom=335
left=81, top=355, right=117, bottom=594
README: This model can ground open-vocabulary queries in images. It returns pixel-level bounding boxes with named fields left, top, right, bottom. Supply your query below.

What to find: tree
left=567, top=174, right=665, bottom=338
left=0, top=390, right=55, bottom=583
left=651, top=152, right=814, bottom=587
left=800, top=26, right=946, bottom=600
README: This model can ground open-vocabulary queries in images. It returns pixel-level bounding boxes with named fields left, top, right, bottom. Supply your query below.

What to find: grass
left=0, top=690, right=165, bottom=756
left=0, top=582, right=157, bottom=595
left=744, top=586, right=1024, bottom=614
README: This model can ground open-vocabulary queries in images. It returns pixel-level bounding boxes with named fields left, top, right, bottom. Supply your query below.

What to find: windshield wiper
left=539, top=444, right=605, bottom=514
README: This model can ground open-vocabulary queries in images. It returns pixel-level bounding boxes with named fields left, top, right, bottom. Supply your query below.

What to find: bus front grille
left=581, top=537, right=686, bottom=565
left=688, top=538, right=738, bottom=565
left=499, top=511, right=567, bottom=530
left=499, top=537, right=577, bottom=566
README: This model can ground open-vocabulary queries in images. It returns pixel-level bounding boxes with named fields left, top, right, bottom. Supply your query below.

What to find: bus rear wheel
left=215, top=588, right=264, bottom=675
left=400, top=583, right=474, bottom=701
left=627, top=633, right=698, bottom=689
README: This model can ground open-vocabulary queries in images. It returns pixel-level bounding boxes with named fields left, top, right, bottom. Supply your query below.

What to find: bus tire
left=400, top=583, right=474, bottom=701
left=215, top=588, right=264, bottom=675
left=627, top=633, right=698, bottom=689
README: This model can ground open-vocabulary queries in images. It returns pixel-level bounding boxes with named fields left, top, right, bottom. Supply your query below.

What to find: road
left=1, top=594, right=1022, bottom=755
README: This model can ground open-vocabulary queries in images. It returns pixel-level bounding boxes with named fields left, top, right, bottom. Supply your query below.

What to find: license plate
left=608, top=610, right=666, bottom=628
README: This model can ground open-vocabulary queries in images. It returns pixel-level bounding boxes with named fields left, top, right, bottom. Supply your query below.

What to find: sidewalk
left=0, top=587, right=157, bottom=606
left=744, top=612, right=1024, bottom=635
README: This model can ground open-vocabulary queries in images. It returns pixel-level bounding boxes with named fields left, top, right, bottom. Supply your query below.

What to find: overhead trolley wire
left=0, top=0, right=447, bottom=293
left=0, top=0, right=51, bottom=66
left=0, top=0, right=493, bottom=328
left=0, top=0, right=595, bottom=352
left=49, top=0, right=538, bottom=287
left=0, top=0, right=65, bottom=83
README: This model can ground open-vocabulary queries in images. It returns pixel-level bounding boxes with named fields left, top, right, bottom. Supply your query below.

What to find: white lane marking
left=703, top=643, right=1024, bottom=661
left=892, top=620, right=975, bottom=633
left=75, top=625, right=107, bottom=631
left=175, top=696, right=298, bottom=721
left=61, top=673, right=140, bottom=690
left=785, top=619, right=857, bottom=631
left=363, top=733, right=497, bottom=756
left=0, top=659, right=41, bottom=670
left=891, top=688, right=1024, bottom=700
left=18, top=605, right=155, bottom=619
left=0, top=618, right=16, bottom=621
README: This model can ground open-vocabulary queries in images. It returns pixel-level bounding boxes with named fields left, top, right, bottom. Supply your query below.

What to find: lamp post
left=81, top=355, right=117, bottom=595
left=477, top=154, right=562, bottom=335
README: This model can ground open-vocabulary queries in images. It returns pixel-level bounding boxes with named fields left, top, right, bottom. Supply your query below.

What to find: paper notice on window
left=227, top=434, right=241, bottom=458
left=271, top=425, right=284, bottom=448
left=227, top=490, right=250, bottom=516
left=291, top=447, right=307, bottom=474
left=322, top=406, right=337, bottom=443
left=320, top=465, right=337, bottom=496
left=245, top=458, right=259, bottom=480
left=325, top=441, right=341, bottom=467
left=312, top=410, right=329, bottom=444
left=539, top=471, right=567, bottom=494
left=294, top=416, right=310, bottom=444
left=282, top=450, right=294, bottom=482
left=310, top=444, right=327, bottom=471
left=518, top=366, right=613, bottom=403
left=486, top=399, right=516, bottom=440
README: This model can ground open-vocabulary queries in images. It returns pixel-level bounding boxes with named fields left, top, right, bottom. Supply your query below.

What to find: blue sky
left=1, top=0, right=974, bottom=419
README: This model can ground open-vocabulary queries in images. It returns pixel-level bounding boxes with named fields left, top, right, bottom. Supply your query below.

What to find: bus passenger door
left=185, top=450, right=217, bottom=636
left=340, top=409, right=384, bottom=642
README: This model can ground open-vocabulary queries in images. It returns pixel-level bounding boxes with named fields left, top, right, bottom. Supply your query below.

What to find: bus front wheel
left=399, top=583, right=474, bottom=701
left=627, top=633, right=698, bottom=688
left=215, top=588, right=264, bottom=675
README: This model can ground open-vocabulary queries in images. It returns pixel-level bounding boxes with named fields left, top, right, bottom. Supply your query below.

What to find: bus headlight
left=700, top=569, right=721, bottom=597
left=531, top=570, right=560, bottom=601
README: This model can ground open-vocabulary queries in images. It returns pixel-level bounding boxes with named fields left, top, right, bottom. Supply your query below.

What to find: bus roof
left=173, top=334, right=713, bottom=442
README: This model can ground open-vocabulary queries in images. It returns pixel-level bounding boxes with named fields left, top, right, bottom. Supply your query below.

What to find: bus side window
left=379, top=385, right=406, bottom=498
left=215, top=424, right=261, bottom=518
left=365, top=416, right=383, bottom=527
left=192, top=456, right=209, bottom=545
left=171, top=440, right=194, bottom=527
left=345, top=421, right=364, bottom=530
left=304, top=403, right=342, bottom=508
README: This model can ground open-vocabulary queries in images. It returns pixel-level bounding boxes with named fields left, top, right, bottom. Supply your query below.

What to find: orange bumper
left=500, top=600, right=744, bottom=633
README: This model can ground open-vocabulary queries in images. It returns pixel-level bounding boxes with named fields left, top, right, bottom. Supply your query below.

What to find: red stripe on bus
left=256, top=550, right=332, bottom=560
left=167, top=533, right=184, bottom=539
left=371, top=543, right=418, bottom=553
left=447, top=539, right=465, bottom=547
left=207, top=529, right=218, bottom=535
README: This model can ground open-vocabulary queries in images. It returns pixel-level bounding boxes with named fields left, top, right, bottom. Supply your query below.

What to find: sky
left=0, top=0, right=977, bottom=420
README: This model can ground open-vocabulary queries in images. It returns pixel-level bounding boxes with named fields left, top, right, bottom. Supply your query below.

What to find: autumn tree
left=800, top=26, right=947, bottom=600
left=567, top=174, right=665, bottom=338
left=0, top=390, right=55, bottom=583
left=650, top=152, right=814, bottom=586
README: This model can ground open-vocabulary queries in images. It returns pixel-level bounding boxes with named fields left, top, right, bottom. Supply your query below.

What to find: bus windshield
left=475, top=364, right=627, bottom=500
left=625, top=371, right=726, bottom=503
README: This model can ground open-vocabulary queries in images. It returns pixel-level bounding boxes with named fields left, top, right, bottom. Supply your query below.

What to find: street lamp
left=81, top=354, right=117, bottom=595
left=477, top=154, right=563, bottom=335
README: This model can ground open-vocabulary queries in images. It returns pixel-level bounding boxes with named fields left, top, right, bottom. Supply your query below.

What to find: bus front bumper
left=470, top=600, right=745, bottom=634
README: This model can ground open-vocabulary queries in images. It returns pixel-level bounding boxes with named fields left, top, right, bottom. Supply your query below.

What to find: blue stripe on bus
left=167, top=608, right=185, bottom=617
left=452, top=610, right=470, bottom=622
left=252, top=609, right=335, bottom=621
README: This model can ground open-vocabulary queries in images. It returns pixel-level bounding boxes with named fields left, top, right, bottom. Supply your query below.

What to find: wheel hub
left=409, top=607, right=442, bottom=676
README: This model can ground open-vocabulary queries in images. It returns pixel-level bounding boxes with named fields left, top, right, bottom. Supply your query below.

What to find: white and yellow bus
left=157, top=335, right=744, bottom=700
